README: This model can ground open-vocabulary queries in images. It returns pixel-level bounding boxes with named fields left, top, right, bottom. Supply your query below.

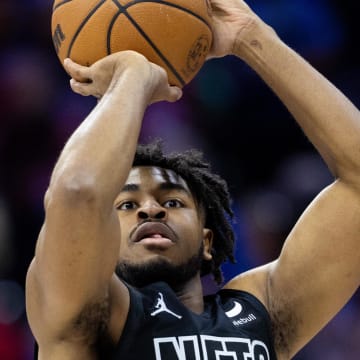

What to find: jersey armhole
left=115, top=282, right=144, bottom=345
left=218, top=288, right=273, bottom=326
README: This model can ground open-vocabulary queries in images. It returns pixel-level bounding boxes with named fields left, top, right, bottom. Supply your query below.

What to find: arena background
left=0, top=0, right=359, bottom=358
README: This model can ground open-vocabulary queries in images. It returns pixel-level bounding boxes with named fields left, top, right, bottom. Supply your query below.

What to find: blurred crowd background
left=1, top=0, right=360, bottom=359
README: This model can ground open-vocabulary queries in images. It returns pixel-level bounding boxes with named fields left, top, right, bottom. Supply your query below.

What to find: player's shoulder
left=222, top=261, right=276, bottom=310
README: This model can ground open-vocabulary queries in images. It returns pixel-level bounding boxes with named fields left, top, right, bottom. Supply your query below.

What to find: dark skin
left=114, top=166, right=213, bottom=296
left=26, top=0, right=360, bottom=359
left=115, top=166, right=213, bottom=278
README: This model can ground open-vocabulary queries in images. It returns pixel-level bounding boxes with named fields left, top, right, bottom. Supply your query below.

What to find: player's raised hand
left=63, top=51, right=182, bottom=104
left=207, top=0, right=266, bottom=59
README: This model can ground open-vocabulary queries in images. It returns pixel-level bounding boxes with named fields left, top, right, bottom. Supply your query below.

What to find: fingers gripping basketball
left=51, top=0, right=213, bottom=87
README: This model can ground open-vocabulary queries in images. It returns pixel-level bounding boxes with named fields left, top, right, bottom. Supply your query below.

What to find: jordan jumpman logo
left=150, top=292, right=182, bottom=319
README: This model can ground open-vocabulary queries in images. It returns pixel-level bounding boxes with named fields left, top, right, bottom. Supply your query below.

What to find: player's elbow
left=45, top=172, right=100, bottom=210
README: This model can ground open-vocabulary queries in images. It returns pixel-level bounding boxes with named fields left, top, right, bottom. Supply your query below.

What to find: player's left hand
left=207, top=0, right=261, bottom=59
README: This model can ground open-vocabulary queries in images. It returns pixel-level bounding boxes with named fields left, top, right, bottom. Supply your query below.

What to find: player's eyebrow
left=121, top=183, right=139, bottom=193
left=120, top=182, right=191, bottom=196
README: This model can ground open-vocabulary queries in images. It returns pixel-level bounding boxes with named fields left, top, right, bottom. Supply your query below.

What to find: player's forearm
left=49, top=70, right=149, bottom=207
left=234, top=19, right=360, bottom=181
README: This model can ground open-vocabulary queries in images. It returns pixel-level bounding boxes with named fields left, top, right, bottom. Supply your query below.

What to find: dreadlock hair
left=132, top=140, right=236, bottom=285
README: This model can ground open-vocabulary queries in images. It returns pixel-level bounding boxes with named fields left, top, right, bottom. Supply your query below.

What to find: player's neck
left=174, top=274, right=205, bottom=314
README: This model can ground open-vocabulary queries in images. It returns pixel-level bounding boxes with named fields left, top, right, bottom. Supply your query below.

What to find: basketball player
left=26, top=0, right=360, bottom=359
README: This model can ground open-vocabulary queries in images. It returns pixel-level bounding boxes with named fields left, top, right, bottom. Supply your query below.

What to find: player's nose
left=137, top=201, right=167, bottom=220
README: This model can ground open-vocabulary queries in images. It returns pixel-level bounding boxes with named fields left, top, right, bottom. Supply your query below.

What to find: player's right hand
left=64, top=51, right=182, bottom=104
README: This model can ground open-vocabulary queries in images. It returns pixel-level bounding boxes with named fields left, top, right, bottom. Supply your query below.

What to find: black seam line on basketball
left=111, top=0, right=186, bottom=87
left=123, top=0, right=212, bottom=32
left=67, top=0, right=107, bottom=59
left=53, top=0, right=73, bottom=12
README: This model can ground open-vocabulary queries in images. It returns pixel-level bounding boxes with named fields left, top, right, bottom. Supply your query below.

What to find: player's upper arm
left=266, top=180, right=360, bottom=357
left=26, top=184, right=129, bottom=346
left=225, top=180, right=360, bottom=359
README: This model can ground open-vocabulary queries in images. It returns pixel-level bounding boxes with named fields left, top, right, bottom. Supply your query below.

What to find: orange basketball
left=51, top=0, right=213, bottom=87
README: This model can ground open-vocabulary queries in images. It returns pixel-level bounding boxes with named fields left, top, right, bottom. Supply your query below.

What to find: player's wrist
left=232, top=17, right=278, bottom=60
left=102, top=52, right=153, bottom=96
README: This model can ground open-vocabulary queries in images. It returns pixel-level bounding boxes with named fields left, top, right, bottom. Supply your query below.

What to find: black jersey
left=33, top=281, right=277, bottom=359
left=111, top=281, right=277, bottom=359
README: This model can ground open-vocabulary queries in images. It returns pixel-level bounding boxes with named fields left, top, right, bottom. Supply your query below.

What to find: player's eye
left=117, top=201, right=137, bottom=210
left=163, top=199, right=183, bottom=208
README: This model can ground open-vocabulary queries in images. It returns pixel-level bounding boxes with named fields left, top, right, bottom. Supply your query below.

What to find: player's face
left=114, top=166, right=213, bottom=286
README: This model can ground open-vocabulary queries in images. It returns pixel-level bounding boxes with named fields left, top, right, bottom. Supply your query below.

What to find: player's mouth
left=130, top=222, right=177, bottom=250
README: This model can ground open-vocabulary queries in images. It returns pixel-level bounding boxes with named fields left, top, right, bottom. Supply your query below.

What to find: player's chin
left=115, top=252, right=202, bottom=289
left=120, top=246, right=179, bottom=266
left=135, top=249, right=182, bottom=268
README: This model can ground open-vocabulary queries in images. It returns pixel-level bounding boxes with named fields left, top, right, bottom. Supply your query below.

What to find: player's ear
left=202, top=228, right=213, bottom=261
